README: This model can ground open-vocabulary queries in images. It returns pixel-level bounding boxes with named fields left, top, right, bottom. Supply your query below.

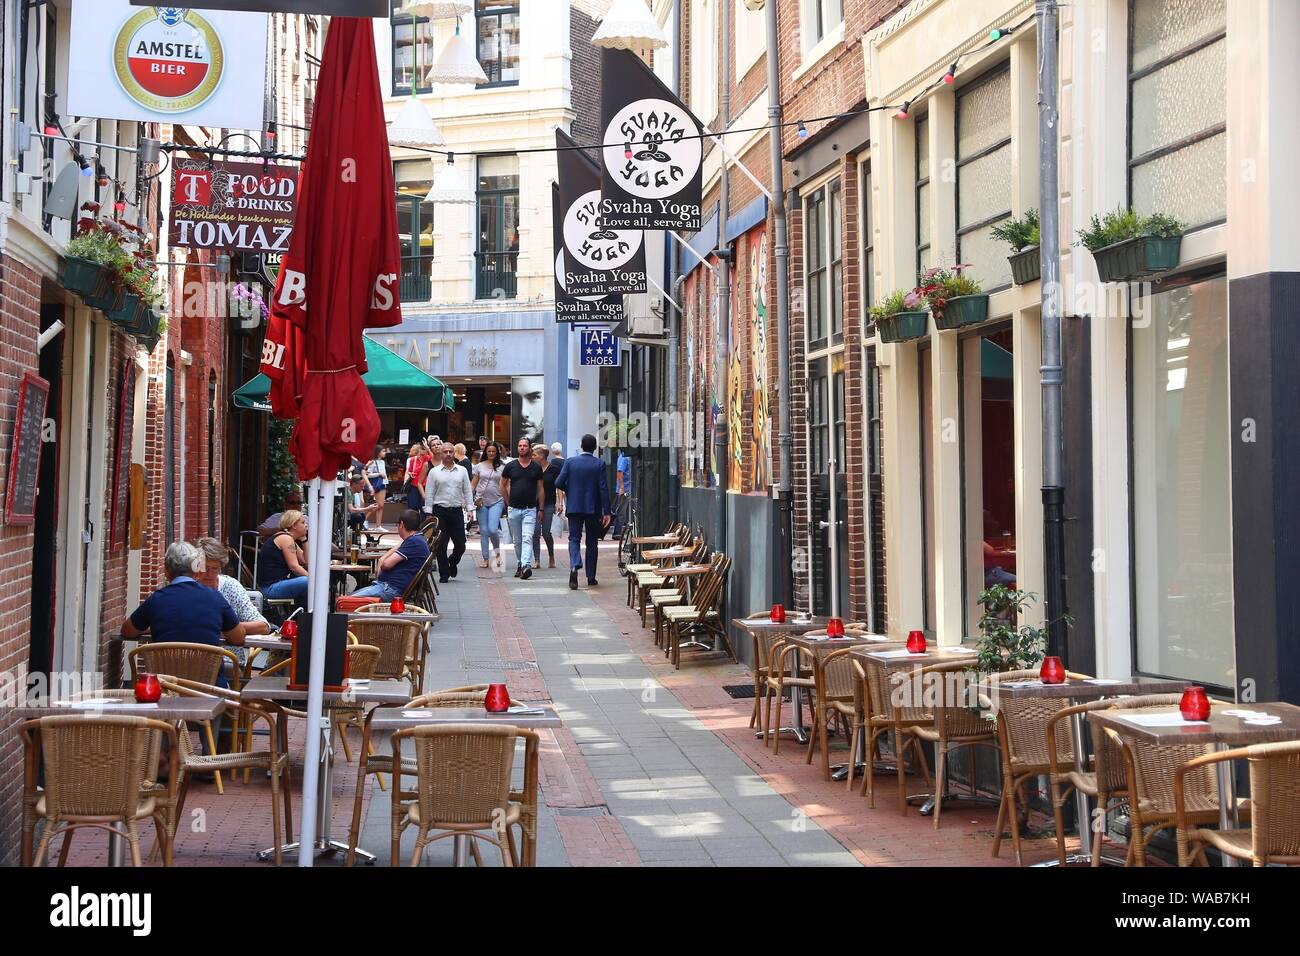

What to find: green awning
left=232, top=336, right=455, bottom=412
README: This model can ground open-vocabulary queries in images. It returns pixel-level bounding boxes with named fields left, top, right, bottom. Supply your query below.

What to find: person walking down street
left=364, top=447, right=389, bottom=530
left=501, top=437, right=544, bottom=579
left=256, top=510, right=311, bottom=607
left=404, top=443, right=431, bottom=511
left=455, top=443, right=477, bottom=533
left=424, top=444, right=474, bottom=583
left=533, top=445, right=561, bottom=569
left=472, top=440, right=506, bottom=569
left=352, top=510, right=431, bottom=600
left=555, top=433, right=611, bottom=590
left=613, top=446, right=633, bottom=538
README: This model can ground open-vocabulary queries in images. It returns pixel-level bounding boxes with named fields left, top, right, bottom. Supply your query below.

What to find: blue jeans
left=478, top=499, right=505, bottom=559
left=568, top=514, right=603, bottom=581
left=262, top=576, right=309, bottom=607
left=507, top=506, right=536, bottom=569
left=353, top=580, right=400, bottom=600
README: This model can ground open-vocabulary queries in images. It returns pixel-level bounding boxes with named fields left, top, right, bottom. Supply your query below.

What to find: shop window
left=395, top=159, right=435, bottom=303
left=956, top=65, right=1013, bottom=290
left=1131, top=274, right=1233, bottom=687
left=1128, top=0, right=1226, bottom=229
left=477, top=154, right=519, bottom=299
left=915, top=116, right=931, bottom=275
left=477, top=1, right=520, bottom=87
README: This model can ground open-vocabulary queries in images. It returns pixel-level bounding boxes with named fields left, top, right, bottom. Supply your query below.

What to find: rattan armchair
left=129, top=642, right=243, bottom=794
left=743, top=612, right=783, bottom=733
left=356, top=603, right=434, bottom=689
left=859, top=656, right=935, bottom=813
left=389, top=723, right=539, bottom=867
left=347, top=617, right=424, bottom=694
left=910, top=661, right=999, bottom=829
left=335, top=644, right=382, bottom=764
left=765, top=640, right=815, bottom=756
left=21, top=713, right=179, bottom=867
left=662, top=554, right=732, bottom=669
left=1175, top=740, right=1300, bottom=867
left=806, top=647, right=860, bottom=780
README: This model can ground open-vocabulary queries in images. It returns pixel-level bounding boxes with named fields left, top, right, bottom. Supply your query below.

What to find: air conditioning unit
left=629, top=313, right=665, bottom=337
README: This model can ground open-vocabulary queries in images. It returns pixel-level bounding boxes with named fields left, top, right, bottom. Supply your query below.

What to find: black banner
left=599, top=48, right=704, bottom=231
left=552, top=183, right=625, bottom=324
left=130, top=1, right=389, bottom=14
left=557, top=130, right=647, bottom=297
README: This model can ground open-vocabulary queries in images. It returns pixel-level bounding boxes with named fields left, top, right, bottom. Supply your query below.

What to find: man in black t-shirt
left=532, top=445, right=563, bottom=569
left=500, top=437, right=544, bottom=579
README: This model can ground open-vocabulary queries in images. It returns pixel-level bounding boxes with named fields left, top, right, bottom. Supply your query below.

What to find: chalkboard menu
left=5, top=372, right=50, bottom=526
left=111, top=361, right=136, bottom=547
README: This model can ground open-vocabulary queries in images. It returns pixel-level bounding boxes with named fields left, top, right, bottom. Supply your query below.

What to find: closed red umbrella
left=261, top=16, right=401, bottom=480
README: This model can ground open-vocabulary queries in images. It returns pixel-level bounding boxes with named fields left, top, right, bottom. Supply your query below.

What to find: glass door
left=809, top=355, right=849, bottom=616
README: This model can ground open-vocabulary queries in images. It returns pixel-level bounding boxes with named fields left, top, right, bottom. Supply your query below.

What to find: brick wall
left=570, top=4, right=602, bottom=144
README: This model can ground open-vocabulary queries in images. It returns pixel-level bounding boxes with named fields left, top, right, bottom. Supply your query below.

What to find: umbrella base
left=258, top=838, right=376, bottom=864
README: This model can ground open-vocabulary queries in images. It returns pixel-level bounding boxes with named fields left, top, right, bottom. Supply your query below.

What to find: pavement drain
left=460, top=658, right=540, bottom=671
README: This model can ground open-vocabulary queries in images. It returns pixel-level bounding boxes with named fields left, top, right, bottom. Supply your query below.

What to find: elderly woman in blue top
left=122, top=542, right=247, bottom=652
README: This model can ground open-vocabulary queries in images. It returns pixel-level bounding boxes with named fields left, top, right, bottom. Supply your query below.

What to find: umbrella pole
left=298, top=476, right=335, bottom=866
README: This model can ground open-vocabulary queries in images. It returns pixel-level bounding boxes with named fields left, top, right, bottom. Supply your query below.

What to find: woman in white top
left=364, top=447, right=388, bottom=529
left=471, top=440, right=506, bottom=569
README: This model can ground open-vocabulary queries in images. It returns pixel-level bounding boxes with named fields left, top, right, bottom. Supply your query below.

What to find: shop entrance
left=377, top=380, right=512, bottom=455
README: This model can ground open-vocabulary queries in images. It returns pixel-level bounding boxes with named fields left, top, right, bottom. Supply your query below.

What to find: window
left=1128, top=0, right=1226, bottom=229
left=804, top=180, right=842, bottom=352
left=689, top=0, right=717, bottom=121
left=919, top=344, right=935, bottom=633
left=1131, top=275, right=1233, bottom=687
left=957, top=66, right=1013, bottom=290
left=803, top=0, right=843, bottom=51
left=861, top=162, right=874, bottom=318
left=734, top=0, right=765, bottom=79
left=390, top=1, right=435, bottom=96
left=476, top=1, right=520, bottom=87
left=476, top=155, right=519, bottom=299
left=395, top=160, right=434, bottom=302
left=915, top=116, right=931, bottom=275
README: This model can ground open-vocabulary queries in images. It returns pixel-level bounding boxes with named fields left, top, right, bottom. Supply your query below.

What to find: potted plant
left=870, top=289, right=928, bottom=344
left=62, top=227, right=131, bottom=307
left=1077, top=208, right=1183, bottom=282
left=971, top=585, right=1054, bottom=674
left=914, top=265, right=989, bottom=331
left=991, top=209, right=1041, bottom=285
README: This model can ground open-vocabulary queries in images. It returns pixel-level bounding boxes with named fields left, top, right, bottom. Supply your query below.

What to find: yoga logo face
left=563, top=190, right=643, bottom=272
left=113, top=7, right=223, bottom=115
left=602, top=99, right=702, bottom=200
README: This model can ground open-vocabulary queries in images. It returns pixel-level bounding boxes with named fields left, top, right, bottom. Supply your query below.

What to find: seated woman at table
left=256, top=510, right=310, bottom=607
left=351, top=510, right=429, bottom=602
left=122, top=542, right=246, bottom=655
left=195, top=537, right=271, bottom=636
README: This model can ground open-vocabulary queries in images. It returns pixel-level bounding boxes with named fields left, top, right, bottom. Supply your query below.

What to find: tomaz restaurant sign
left=169, top=159, right=299, bottom=253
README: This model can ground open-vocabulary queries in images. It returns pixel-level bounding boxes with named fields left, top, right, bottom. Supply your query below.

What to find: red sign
left=169, top=159, right=299, bottom=253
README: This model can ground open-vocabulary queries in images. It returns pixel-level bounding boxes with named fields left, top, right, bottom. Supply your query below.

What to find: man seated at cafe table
left=122, top=542, right=246, bottom=685
left=195, top=537, right=272, bottom=637
left=350, top=509, right=430, bottom=602
left=257, top=490, right=304, bottom=539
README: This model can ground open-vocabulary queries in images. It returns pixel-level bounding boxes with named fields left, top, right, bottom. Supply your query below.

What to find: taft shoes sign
left=170, top=160, right=298, bottom=252
left=69, top=1, right=268, bottom=129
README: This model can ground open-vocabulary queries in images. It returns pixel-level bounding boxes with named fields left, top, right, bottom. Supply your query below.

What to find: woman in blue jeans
left=471, top=441, right=506, bottom=568
left=256, top=510, right=311, bottom=607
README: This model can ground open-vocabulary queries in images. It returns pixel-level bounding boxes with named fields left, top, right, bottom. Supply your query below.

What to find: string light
left=44, top=113, right=60, bottom=137
left=624, top=142, right=633, bottom=160
left=114, top=190, right=126, bottom=215
left=942, top=62, right=958, bottom=84
left=895, top=100, right=911, bottom=120
left=989, top=26, right=1013, bottom=41
left=797, top=121, right=808, bottom=139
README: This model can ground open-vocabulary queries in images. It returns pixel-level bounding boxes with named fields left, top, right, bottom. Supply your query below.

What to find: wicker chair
left=129, top=642, right=242, bottom=794
left=388, top=723, right=540, bottom=867
left=21, top=713, right=179, bottom=867
left=909, top=660, right=999, bottom=829
left=356, top=602, right=434, bottom=689
left=984, top=668, right=1090, bottom=864
left=742, top=612, right=784, bottom=733
left=764, top=638, right=815, bottom=756
left=662, top=554, right=732, bottom=669
left=859, top=656, right=935, bottom=813
left=346, top=617, right=423, bottom=694
left=334, top=644, right=382, bottom=763
left=1176, top=740, right=1300, bottom=867
left=804, top=647, right=861, bottom=780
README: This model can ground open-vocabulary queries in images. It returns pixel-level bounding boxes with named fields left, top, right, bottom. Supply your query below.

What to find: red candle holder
left=484, top=683, right=510, bottom=713
left=134, top=673, right=162, bottom=703
left=826, top=618, right=845, bottom=638
left=390, top=598, right=406, bottom=615
left=770, top=603, right=786, bottom=623
left=1180, top=686, right=1210, bottom=722
left=1040, top=656, right=1066, bottom=684
left=906, top=630, right=927, bottom=654
left=280, top=619, right=298, bottom=640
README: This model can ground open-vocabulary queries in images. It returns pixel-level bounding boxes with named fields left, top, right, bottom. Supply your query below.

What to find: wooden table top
left=244, top=636, right=292, bottom=652
left=784, top=632, right=896, bottom=652
left=348, top=610, right=439, bottom=625
left=658, top=564, right=710, bottom=577
left=330, top=564, right=371, bottom=573
left=855, top=645, right=982, bottom=667
left=977, top=675, right=1189, bottom=700
left=241, top=675, right=412, bottom=704
left=1090, top=702, right=1300, bottom=746
left=642, top=546, right=694, bottom=560
left=369, top=705, right=562, bottom=731
left=20, top=696, right=227, bottom=721
left=732, top=616, right=833, bottom=635
left=633, top=535, right=679, bottom=545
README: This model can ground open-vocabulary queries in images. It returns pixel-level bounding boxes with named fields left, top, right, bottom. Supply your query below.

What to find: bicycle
left=617, top=496, right=638, bottom=573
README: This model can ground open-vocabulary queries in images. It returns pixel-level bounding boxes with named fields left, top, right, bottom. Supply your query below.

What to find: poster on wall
left=511, top=376, right=544, bottom=448
left=69, top=1, right=269, bottom=129
left=170, top=160, right=298, bottom=253
left=557, top=130, right=646, bottom=298
left=551, top=183, right=624, bottom=324
left=111, top=360, right=137, bottom=547
left=750, top=229, right=771, bottom=493
left=599, top=48, right=704, bottom=231
left=5, top=373, right=50, bottom=526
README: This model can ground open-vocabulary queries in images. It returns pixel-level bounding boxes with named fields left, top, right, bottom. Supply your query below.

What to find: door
left=29, top=304, right=65, bottom=677
left=809, top=356, right=849, bottom=616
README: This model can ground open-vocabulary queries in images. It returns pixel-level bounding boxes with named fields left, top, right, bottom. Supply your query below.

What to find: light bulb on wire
left=797, top=121, right=808, bottom=139
left=990, top=26, right=1012, bottom=41
left=895, top=100, right=911, bottom=120
left=943, top=63, right=958, bottom=84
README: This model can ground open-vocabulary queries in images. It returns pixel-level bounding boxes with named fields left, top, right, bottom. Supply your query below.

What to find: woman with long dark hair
left=471, top=440, right=506, bottom=569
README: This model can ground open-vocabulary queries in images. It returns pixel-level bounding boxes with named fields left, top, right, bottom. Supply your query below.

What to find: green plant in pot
left=971, top=585, right=1069, bottom=674
left=63, top=227, right=131, bottom=307
left=1077, top=207, right=1183, bottom=282
left=991, top=209, right=1041, bottom=285
left=914, top=265, right=989, bottom=331
left=870, top=289, right=928, bottom=344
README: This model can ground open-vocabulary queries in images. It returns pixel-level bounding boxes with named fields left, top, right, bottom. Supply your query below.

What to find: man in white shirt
left=423, top=444, right=474, bottom=582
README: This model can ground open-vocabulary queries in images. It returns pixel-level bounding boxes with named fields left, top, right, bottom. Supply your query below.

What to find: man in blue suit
left=554, top=433, right=612, bottom=590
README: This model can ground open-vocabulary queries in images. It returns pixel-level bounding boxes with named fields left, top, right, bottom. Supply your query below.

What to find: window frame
left=803, top=177, right=843, bottom=354
left=390, top=1, right=434, bottom=96
left=394, top=159, right=436, bottom=303
left=915, top=114, right=930, bottom=277
left=955, top=62, right=1014, bottom=293
left=475, top=153, right=520, bottom=300
left=475, top=0, right=521, bottom=89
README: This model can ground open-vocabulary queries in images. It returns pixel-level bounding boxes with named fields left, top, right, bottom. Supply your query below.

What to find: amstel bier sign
left=69, top=1, right=267, bottom=129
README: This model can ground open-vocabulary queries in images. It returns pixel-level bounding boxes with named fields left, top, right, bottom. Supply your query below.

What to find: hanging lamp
left=426, top=15, right=489, bottom=86
left=592, top=0, right=668, bottom=51
left=425, top=153, right=475, bottom=205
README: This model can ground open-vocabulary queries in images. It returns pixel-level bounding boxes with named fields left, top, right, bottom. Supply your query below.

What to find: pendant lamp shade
left=398, top=0, right=473, bottom=18
left=426, top=16, right=489, bottom=86
left=592, top=0, right=668, bottom=51
left=425, top=157, right=475, bottom=205
left=388, top=95, right=446, bottom=147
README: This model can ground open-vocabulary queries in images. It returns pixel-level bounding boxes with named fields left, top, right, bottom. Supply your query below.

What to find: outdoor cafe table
left=731, top=616, right=833, bottom=743
left=241, top=675, right=411, bottom=863
left=1091, top=700, right=1300, bottom=868
left=974, top=674, right=1189, bottom=866
left=346, top=608, right=441, bottom=625
left=641, top=546, right=694, bottom=561
left=20, top=694, right=229, bottom=866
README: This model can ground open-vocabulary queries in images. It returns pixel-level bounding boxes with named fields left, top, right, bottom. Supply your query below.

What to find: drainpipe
left=713, top=0, right=731, bottom=558
left=766, top=0, right=793, bottom=608
left=666, top=0, right=682, bottom=525
left=1036, top=0, right=1067, bottom=661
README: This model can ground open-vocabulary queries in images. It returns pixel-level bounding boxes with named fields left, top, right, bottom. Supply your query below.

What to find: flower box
left=106, top=293, right=144, bottom=333
left=877, top=310, right=929, bottom=344
left=1091, top=235, right=1182, bottom=283
left=1009, top=246, right=1040, bottom=285
left=59, top=256, right=113, bottom=301
left=933, top=293, right=990, bottom=331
